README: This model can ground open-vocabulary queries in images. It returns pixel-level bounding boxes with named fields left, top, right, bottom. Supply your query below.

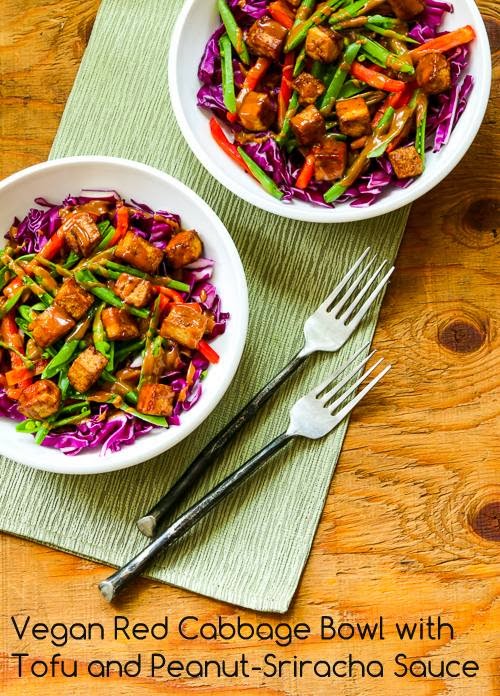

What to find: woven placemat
left=0, top=0, right=408, bottom=612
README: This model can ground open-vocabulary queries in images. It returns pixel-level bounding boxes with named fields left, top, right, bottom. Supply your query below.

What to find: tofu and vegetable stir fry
left=198, top=0, right=475, bottom=206
left=0, top=195, right=228, bottom=455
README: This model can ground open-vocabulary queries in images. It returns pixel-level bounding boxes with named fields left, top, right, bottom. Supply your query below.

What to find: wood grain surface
left=1, top=1, right=499, bottom=694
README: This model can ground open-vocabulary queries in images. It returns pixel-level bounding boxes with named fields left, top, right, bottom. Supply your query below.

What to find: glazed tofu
left=137, top=383, right=175, bottom=417
left=18, top=379, right=61, bottom=420
left=62, top=212, right=101, bottom=257
left=314, top=137, right=347, bottom=182
left=416, top=52, right=451, bottom=95
left=305, top=26, right=342, bottom=63
left=68, top=345, right=108, bottom=393
left=114, top=273, right=152, bottom=308
left=290, top=105, right=326, bottom=146
left=388, top=145, right=423, bottom=179
left=336, top=97, right=371, bottom=138
left=293, top=73, right=326, bottom=106
left=246, top=16, right=288, bottom=61
left=55, top=278, right=94, bottom=320
left=115, top=231, right=164, bottom=274
left=165, top=229, right=203, bottom=270
left=238, top=92, right=275, bottom=132
left=160, top=304, right=208, bottom=350
left=29, top=304, right=75, bottom=348
left=388, top=0, right=425, bottom=20
left=101, top=307, right=140, bottom=341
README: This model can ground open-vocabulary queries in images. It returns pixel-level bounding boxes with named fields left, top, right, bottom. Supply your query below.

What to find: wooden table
left=1, top=2, right=499, bottom=694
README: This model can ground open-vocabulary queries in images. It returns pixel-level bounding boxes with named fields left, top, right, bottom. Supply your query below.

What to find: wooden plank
left=0, top=1, right=499, bottom=694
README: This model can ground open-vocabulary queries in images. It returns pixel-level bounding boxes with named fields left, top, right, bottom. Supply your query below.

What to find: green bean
left=74, top=270, right=149, bottom=319
left=165, top=279, right=190, bottom=292
left=35, top=256, right=73, bottom=278
left=0, top=340, right=34, bottom=368
left=217, top=0, right=250, bottom=64
left=328, top=0, right=387, bottom=26
left=367, top=92, right=418, bottom=158
left=117, top=400, right=168, bottom=428
left=58, top=371, right=71, bottom=400
left=276, top=91, right=299, bottom=145
left=286, top=0, right=344, bottom=52
left=219, top=34, right=237, bottom=115
left=34, top=425, right=50, bottom=445
left=48, top=408, right=91, bottom=431
left=292, top=46, right=307, bottom=78
left=101, top=371, right=138, bottom=406
left=0, top=254, right=52, bottom=306
left=365, top=23, right=419, bottom=44
left=415, top=92, right=428, bottom=165
left=358, top=35, right=415, bottom=73
left=93, top=302, right=114, bottom=370
left=104, top=260, right=147, bottom=278
left=63, top=250, right=81, bottom=269
left=338, top=79, right=366, bottom=99
left=237, top=148, right=284, bottom=200
left=114, top=339, right=145, bottom=366
left=139, top=297, right=162, bottom=391
left=311, top=60, right=324, bottom=80
left=291, top=0, right=317, bottom=31
left=320, top=42, right=361, bottom=116
left=0, top=288, right=25, bottom=319
left=94, top=221, right=116, bottom=253
left=42, top=310, right=96, bottom=378
left=364, top=14, right=398, bottom=28
left=0, top=266, right=11, bottom=291
left=16, top=419, right=42, bottom=434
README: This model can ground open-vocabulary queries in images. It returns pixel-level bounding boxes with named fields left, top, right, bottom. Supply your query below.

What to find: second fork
left=137, top=247, right=394, bottom=537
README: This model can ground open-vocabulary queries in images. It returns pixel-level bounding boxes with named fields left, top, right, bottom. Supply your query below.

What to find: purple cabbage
left=0, top=390, right=23, bottom=421
left=197, top=0, right=475, bottom=208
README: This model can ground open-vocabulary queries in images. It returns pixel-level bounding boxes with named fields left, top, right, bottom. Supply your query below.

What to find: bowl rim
left=168, top=0, right=492, bottom=224
left=0, top=155, right=248, bottom=475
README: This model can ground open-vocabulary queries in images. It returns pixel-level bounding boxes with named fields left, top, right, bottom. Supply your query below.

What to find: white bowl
left=169, top=0, right=491, bottom=223
left=0, top=156, right=248, bottom=475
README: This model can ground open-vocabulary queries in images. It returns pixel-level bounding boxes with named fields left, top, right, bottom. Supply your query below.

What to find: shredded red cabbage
left=197, top=0, right=474, bottom=207
left=3, top=196, right=229, bottom=456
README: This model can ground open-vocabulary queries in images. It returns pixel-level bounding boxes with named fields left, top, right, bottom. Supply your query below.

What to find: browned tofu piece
left=388, top=145, right=423, bottom=179
left=293, top=72, right=326, bottom=106
left=114, top=273, right=153, bottom=308
left=54, top=278, right=94, bottom=320
left=238, top=92, right=275, bottom=132
left=314, top=137, right=347, bottom=182
left=388, top=0, right=425, bottom=20
left=160, top=305, right=208, bottom=349
left=68, top=346, right=109, bottom=393
left=164, top=229, right=203, bottom=270
left=290, top=105, right=326, bottom=146
left=115, top=231, right=164, bottom=274
left=416, top=51, right=451, bottom=95
left=29, top=304, right=75, bottom=348
left=62, top=212, right=101, bottom=257
left=305, top=26, right=342, bottom=63
left=336, top=97, right=371, bottom=138
left=101, top=307, right=140, bottom=341
left=18, top=379, right=61, bottom=420
left=137, top=383, right=175, bottom=417
left=246, top=16, right=287, bottom=60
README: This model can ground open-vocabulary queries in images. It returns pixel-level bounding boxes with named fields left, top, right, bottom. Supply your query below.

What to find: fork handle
left=137, top=351, right=308, bottom=537
left=101, top=432, right=294, bottom=601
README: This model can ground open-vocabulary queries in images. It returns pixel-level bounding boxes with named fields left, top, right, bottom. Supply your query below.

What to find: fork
left=100, top=349, right=391, bottom=601
left=137, top=247, right=394, bottom=537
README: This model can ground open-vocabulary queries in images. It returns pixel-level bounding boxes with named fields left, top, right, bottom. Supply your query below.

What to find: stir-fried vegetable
left=197, top=0, right=475, bottom=207
left=0, top=194, right=228, bottom=455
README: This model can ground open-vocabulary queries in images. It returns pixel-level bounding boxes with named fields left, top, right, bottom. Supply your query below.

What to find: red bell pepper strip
left=154, top=286, right=185, bottom=304
left=226, top=111, right=238, bottom=123
left=268, top=1, right=294, bottom=29
left=1, top=311, right=32, bottom=396
left=209, top=117, right=249, bottom=173
left=278, top=52, right=295, bottom=128
left=198, top=339, right=220, bottom=364
left=295, top=152, right=316, bottom=189
left=108, top=204, right=129, bottom=247
left=5, top=367, right=34, bottom=387
left=387, top=82, right=414, bottom=108
left=410, top=25, right=476, bottom=58
left=242, top=57, right=272, bottom=92
left=350, top=61, right=406, bottom=92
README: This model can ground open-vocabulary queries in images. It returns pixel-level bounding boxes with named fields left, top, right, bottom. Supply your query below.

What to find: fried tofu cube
left=160, top=304, right=208, bottom=349
left=101, top=307, right=140, bottom=341
left=18, top=379, right=61, bottom=420
left=305, top=26, right=342, bottom=63
left=293, top=72, right=326, bottom=106
left=246, top=17, right=288, bottom=61
left=68, top=346, right=108, bottom=393
left=54, top=278, right=94, bottom=320
left=336, top=97, right=371, bottom=138
left=62, top=212, right=101, bottom=257
left=388, top=0, right=425, bottom=20
left=164, top=230, right=203, bottom=270
left=114, top=273, right=153, bottom=308
left=115, top=231, right=164, bottom=274
left=416, top=51, right=451, bottom=95
left=388, top=145, right=424, bottom=179
left=314, top=137, right=347, bottom=182
left=29, top=304, right=75, bottom=348
left=238, top=92, right=275, bottom=132
left=290, top=105, right=326, bottom=146
left=137, top=383, right=175, bottom=417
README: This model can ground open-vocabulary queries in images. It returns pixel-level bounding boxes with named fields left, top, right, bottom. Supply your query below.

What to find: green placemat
left=0, top=0, right=409, bottom=612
